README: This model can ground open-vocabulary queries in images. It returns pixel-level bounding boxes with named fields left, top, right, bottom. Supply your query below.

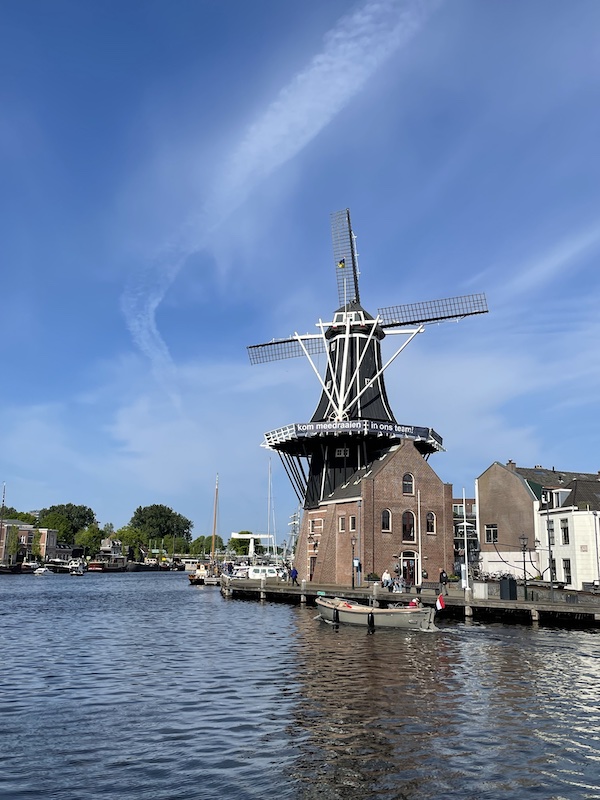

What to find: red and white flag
left=436, top=594, right=445, bottom=611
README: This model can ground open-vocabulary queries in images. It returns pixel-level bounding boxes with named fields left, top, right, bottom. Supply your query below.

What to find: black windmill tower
left=248, top=209, right=488, bottom=512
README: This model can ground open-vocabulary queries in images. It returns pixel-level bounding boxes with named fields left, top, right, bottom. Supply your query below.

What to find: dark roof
left=560, top=479, right=600, bottom=511
left=515, top=466, right=600, bottom=489
left=323, top=445, right=397, bottom=503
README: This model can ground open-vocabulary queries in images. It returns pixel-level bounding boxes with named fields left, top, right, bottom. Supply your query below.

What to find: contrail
left=121, top=0, right=441, bottom=396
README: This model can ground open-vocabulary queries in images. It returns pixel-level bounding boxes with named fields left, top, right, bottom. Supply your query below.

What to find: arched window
left=426, top=512, right=436, bottom=534
left=381, top=509, right=391, bottom=532
left=402, top=511, right=415, bottom=540
left=402, top=473, right=414, bottom=495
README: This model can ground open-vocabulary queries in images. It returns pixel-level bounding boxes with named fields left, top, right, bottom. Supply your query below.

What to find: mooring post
left=300, top=578, right=307, bottom=604
left=372, top=581, right=380, bottom=606
left=260, top=576, right=266, bottom=601
left=464, top=586, right=473, bottom=619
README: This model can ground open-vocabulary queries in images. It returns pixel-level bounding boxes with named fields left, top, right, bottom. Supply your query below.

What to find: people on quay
left=439, top=568, right=449, bottom=596
left=381, top=568, right=392, bottom=590
left=290, top=566, right=299, bottom=586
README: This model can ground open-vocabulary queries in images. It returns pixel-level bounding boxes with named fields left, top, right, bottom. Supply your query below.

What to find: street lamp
left=518, top=534, right=528, bottom=601
left=351, top=534, right=357, bottom=589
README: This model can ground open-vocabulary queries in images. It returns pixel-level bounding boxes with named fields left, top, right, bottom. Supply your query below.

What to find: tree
left=38, top=504, right=96, bottom=545
left=129, top=504, right=193, bottom=542
left=32, top=530, right=42, bottom=561
left=117, top=524, right=147, bottom=562
left=38, top=511, right=72, bottom=542
left=227, top=531, right=253, bottom=556
left=189, top=536, right=206, bottom=556
left=75, top=524, right=103, bottom=559
left=5, top=525, right=19, bottom=561
left=0, top=506, right=37, bottom=525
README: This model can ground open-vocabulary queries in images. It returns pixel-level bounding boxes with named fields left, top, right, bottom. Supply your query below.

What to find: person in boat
left=408, top=597, right=422, bottom=608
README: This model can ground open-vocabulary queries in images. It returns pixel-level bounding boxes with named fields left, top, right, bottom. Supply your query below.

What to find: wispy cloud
left=494, top=223, right=600, bottom=302
left=121, top=0, right=442, bottom=396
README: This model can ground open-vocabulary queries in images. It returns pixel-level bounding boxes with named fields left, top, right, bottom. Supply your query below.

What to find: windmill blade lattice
left=379, top=293, right=488, bottom=328
left=331, top=208, right=360, bottom=308
left=247, top=336, right=325, bottom=365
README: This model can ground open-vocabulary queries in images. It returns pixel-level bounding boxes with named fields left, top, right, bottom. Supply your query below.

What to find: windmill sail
left=331, top=208, right=360, bottom=308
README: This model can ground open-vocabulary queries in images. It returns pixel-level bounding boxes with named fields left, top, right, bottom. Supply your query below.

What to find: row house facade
left=294, top=439, right=454, bottom=587
left=0, top=520, right=61, bottom=564
left=475, top=460, right=600, bottom=590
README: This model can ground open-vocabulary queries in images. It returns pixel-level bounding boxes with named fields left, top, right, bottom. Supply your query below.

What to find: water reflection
left=288, top=611, right=600, bottom=800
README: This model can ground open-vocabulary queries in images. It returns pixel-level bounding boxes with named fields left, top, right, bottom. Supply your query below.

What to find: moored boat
left=68, top=559, right=85, bottom=575
left=189, top=563, right=207, bottom=585
left=87, top=556, right=127, bottom=572
left=315, top=596, right=438, bottom=631
left=34, top=566, right=52, bottom=575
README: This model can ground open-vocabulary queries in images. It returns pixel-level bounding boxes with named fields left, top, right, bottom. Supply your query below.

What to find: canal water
left=0, top=572, right=599, bottom=800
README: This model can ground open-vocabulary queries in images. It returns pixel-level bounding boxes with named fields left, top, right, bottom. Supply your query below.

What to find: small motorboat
left=68, top=559, right=85, bottom=576
left=34, top=566, right=52, bottom=575
left=315, top=596, right=438, bottom=632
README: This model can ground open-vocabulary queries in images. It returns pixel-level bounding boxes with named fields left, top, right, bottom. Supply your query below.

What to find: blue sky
left=2, top=0, right=600, bottom=542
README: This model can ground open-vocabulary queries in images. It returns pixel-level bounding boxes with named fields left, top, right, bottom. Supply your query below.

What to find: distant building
left=0, top=520, right=60, bottom=564
left=452, top=496, right=479, bottom=578
left=476, top=460, right=600, bottom=590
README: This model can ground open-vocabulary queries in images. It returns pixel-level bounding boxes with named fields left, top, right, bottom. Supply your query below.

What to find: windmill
left=248, top=209, right=488, bottom=512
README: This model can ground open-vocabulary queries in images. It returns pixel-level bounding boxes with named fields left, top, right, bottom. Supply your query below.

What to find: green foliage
left=74, top=523, right=103, bottom=558
left=190, top=536, right=206, bottom=556
left=32, top=530, right=42, bottom=560
left=6, top=525, right=19, bottom=557
left=129, top=504, right=193, bottom=542
left=227, top=531, right=252, bottom=556
left=189, top=535, right=223, bottom=557
left=38, top=511, right=72, bottom=542
left=0, top=506, right=37, bottom=525
left=38, top=503, right=96, bottom=545
left=117, top=524, right=147, bottom=562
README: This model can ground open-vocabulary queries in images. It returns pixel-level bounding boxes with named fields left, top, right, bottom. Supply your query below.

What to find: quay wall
left=219, top=576, right=600, bottom=628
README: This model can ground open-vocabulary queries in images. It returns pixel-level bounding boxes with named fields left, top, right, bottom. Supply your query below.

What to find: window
left=381, top=509, right=391, bottom=532
left=485, top=524, right=498, bottom=544
left=547, top=519, right=555, bottom=546
left=426, top=512, right=436, bottom=534
left=453, top=504, right=464, bottom=515
left=550, top=558, right=557, bottom=582
left=563, top=558, right=572, bottom=585
left=402, top=473, right=414, bottom=495
left=561, top=518, right=569, bottom=545
left=338, top=517, right=346, bottom=533
left=309, top=519, right=323, bottom=534
left=349, top=515, right=356, bottom=532
left=402, top=511, right=415, bottom=541
left=335, top=447, right=350, bottom=458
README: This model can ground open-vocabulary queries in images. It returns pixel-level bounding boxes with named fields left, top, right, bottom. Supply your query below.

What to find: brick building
left=0, top=520, right=60, bottom=564
left=475, top=460, right=600, bottom=588
left=294, top=439, right=454, bottom=587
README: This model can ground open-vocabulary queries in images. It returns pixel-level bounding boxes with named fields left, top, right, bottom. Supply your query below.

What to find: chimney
left=506, top=460, right=516, bottom=472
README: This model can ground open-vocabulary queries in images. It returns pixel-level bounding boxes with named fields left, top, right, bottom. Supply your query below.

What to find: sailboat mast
left=210, top=474, right=219, bottom=562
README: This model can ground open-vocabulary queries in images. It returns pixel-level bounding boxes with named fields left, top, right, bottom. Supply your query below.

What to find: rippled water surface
left=1, top=573, right=599, bottom=800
